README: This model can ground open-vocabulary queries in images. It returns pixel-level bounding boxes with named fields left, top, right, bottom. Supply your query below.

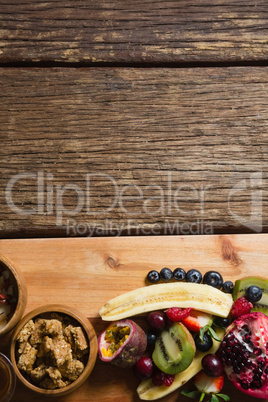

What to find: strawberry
left=230, top=296, right=253, bottom=320
left=194, top=370, right=224, bottom=394
left=182, top=310, right=212, bottom=332
left=181, top=370, right=229, bottom=401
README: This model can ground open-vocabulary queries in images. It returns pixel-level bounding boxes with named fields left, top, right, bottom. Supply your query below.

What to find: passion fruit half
left=98, top=319, right=147, bottom=368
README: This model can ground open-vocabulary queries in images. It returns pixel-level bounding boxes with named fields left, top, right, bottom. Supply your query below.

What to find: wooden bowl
left=0, top=254, right=27, bottom=337
left=0, top=352, right=17, bottom=401
left=10, top=304, right=98, bottom=397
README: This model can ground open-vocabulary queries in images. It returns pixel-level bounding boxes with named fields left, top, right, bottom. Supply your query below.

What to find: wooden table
left=0, top=1, right=268, bottom=401
left=1, top=234, right=268, bottom=402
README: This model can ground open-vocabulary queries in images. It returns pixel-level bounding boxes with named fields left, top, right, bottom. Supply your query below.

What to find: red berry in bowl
left=201, top=354, right=224, bottom=377
left=134, top=356, right=154, bottom=380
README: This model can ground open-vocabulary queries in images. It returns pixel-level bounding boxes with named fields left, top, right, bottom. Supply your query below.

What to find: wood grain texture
left=0, top=67, right=267, bottom=238
left=0, top=234, right=268, bottom=401
left=0, top=0, right=268, bottom=64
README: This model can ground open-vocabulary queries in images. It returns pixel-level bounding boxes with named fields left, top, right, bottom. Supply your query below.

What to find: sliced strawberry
left=193, top=370, right=224, bottom=394
left=182, top=310, right=212, bottom=332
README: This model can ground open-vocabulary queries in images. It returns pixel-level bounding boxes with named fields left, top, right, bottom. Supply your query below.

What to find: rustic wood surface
left=0, top=0, right=268, bottom=64
left=1, top=1, right=268, bottom=401
left=0, top=234, right=268, bottom=401
left=0, top=67, right=267, bottom=238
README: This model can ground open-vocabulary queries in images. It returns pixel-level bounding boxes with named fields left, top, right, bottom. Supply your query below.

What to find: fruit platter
left=0, top=234, right=268, bottom=401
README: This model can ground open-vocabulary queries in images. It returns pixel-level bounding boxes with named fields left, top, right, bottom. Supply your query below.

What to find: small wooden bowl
left=10, top=304, right=98, bottom=397
left=0, top=254, right=27, bottom=337
left=0, top=352, right=16, bottom=401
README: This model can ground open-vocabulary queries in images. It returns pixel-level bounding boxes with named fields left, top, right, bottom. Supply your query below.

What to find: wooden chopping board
left=0, top=234, right=267, bottom=402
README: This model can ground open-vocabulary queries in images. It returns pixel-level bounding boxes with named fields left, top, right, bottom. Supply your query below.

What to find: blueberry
left=173, top=268, right=186, bottom=281
left=195, top=332, right=213, bottom=352
left=146, top=331, right=157, bottom=347
left=213, top=316, right=230, bottom=328
left=246, top=285, right=262, bottom=303
left=147, top=270, right=160, bottom=284
left=222, top=280, right=234, bottom=294
left=186, top=269, right=202, bottom=283
left=203, top=271, right=223, bottom=289
left=160, top=267, right=173, bottom=282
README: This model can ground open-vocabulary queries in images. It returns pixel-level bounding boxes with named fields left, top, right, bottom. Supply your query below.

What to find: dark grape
left=202, top=354, right=224, bottom=377
left=134, top=356, right=154, bottom=380
left=147, top=311, right=166, bottom=332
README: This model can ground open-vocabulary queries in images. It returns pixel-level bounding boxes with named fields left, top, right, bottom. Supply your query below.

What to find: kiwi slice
left=233, top=276, right=268, bottom=315
left=152, top=322, right=195, bottom=375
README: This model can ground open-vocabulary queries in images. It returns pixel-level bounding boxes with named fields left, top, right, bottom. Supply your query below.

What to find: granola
left=16, top=312, right=89, bottom=389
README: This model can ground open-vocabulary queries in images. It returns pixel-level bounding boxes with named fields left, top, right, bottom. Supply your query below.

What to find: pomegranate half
left=98, top=319, right=147, bottom=368
left=217, top=312, right=268, bottom=399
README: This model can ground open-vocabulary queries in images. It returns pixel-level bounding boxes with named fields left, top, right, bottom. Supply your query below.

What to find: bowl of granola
left=9, top=304, right=98, bottom=396
left=0, top=254, right=27, bottom=337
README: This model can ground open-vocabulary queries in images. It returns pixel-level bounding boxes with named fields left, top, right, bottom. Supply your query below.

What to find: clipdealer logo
left=5, top=170, right=263, bottom=233
left=228, top=171, right=262, bottom=233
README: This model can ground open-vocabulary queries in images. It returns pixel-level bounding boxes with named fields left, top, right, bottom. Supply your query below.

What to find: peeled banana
left=99, top=282, right=233, bottom=321
left=137, top=329, right=224, bottom=400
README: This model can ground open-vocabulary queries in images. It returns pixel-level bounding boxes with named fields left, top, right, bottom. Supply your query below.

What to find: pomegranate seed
left=250, top=380, right=262, bottom=389
left=234, top=366, right=241, bottom=374
left=253, top=348, right=262, bottom=356
left=258, top=358, right=265, bottom=368
left=241, top=380, right=249, bottom=390
left=243, top=334, right=251, bottom=343
left=245, top=359, right=253, bottom=368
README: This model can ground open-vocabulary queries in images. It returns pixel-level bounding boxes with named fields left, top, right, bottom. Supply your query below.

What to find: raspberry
left=165, top=307, right=192, bottom=322
left=162, top=373, right=175, bottom=387
left=152, top=370, right=175, bottom=387
left=230, top=296, right=253, bottom=319
left=152, top=371, right=164, bottom=386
